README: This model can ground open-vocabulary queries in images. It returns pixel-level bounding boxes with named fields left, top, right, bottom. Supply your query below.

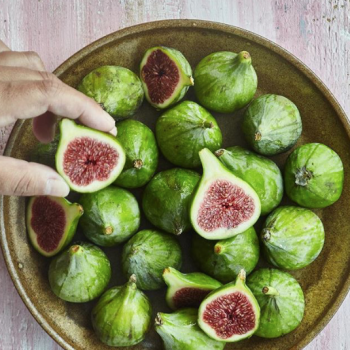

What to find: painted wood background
left=0, top=0, right=349, bottom=349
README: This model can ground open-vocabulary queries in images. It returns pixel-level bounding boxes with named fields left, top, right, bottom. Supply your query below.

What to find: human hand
left=0, top=40, right=117, bottom=197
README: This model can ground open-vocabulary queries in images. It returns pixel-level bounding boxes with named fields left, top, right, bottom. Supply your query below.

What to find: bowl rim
left=1, top=19, right=349, bottom=350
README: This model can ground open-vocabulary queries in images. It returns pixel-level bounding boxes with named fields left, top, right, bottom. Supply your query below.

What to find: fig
left=92, top=275, right=152, bottom=347
left=247, top=268, right=305, bottom=338
left=261, top=206, right=325, bottom=270
left=216, top=146, right=283, bottom=215
left=26, top=196, right=83, bottom=257
left=30, top=133, right=60, bottom=169
left=163, top=267, right=222, bottom=310
left=140, top=46, right=193, bottom=109
left=142, top=168, right=200, bottom=235
left=55, top=119, right=125, bottom=193
left=190, top=148, right=261, bottom=240
left=242, top=94, right=302, bottom=156
left=49, top=242, right=111, bottom=302
left=79, top=186, right=140, bottom=247
left=192, top=227, right=260, bottom=283
left=78, top=65, right=144, bottom=120
left=284, top=143, right=344, bottom=208
left=156, top=101, right=222, bottom=168
left=194, top=51, right=257, bottom=113
left=198, top=270, right=260, bottom=342
left=114, top=119, right=158, bottom=188
left=155, top=308, right=225, bottom=350
left=122, top=229, right=182, bottom=290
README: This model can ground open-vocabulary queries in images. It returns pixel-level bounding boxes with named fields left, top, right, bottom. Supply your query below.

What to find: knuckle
left=38, top=73, right=61, bottom=97
left=23, top=51, right=43, bottom=68
left=13, top=171, right=35, bottom=196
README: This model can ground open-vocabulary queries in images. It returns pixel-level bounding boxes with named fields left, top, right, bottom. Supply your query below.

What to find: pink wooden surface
left=0, top=1, right=349, bottom=349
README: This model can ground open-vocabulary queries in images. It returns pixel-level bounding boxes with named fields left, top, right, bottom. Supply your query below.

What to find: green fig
left=30, top=133, right=60, bottom=169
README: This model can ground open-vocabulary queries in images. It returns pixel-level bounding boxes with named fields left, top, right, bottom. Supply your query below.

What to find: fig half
left=26, top=196, right=83, bottom=257
left=140, top=46, right=193, bottom=109
left=55, top=119, right=125, bottom=193
left=198, top=270, right=260, bottom=342
left=190, top=148, right=261, bottom=240
left=163, top=267, right=222, bottom=310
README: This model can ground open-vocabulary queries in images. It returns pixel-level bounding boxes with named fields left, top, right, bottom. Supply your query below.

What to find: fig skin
left=192, top=227, right=260, bottom=283
left=79, top=186, right=140, bottom=247
left=142, top=168, right=200, bottom=235
left=114, top=119, right=158, bottom=188
left=284, top=143, right=344, bottom=208
left=247, top=268, right=305, bottom=338
left=49, top=242, right=111, bottom=303
left=78, top=65, right=144, bottom=120
left=156, top=101, right=222, bottom=168
left=242, top=94, right=302, bottom=156
left=92, top=275, right=152, bottom=347
left=261, top=206, right=325, bottom=270
left=194, top=51, right=257, bottom=113
left=121, top=230, right=182, bottom=291
left=216, top=146, right=283, bottom=215
left=155, top=308, right=225, bottom=350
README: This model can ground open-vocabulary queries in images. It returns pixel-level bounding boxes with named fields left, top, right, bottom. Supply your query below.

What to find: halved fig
left=55, top=119, right=125, bottom=193
left=163, top=267, right=222, bottom=310
left=26, top=196, right=83, bottom=257
left=190, top=148, right=261, bottom=240
left=198, top=270, right=260, bottom=342
left=140, top=46, right=194, bottom=109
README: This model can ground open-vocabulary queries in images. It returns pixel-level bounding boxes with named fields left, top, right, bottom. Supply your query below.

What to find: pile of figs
left=27, top=45, right=344, bottom=348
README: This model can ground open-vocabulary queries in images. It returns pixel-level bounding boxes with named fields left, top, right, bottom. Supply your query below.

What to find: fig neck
left=262, top=286, right=279, bottom=297
left=295, top=166, right=313, bottom=186
left=236, top=269, right=247, bottom=287
left=162, top=267, right=179, bottom=285
left=199, top=148, right=226, bottom=177
left=126, top=274, right=138, bottom=291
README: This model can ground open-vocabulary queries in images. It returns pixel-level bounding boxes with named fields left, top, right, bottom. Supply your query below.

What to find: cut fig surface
left=26, top=196, right=83, bottom=257
left=190, top=148, right=261, bottom=240
left=198, top=270, right=260, bottom=342
left=56, top=119, right=125, bottom=193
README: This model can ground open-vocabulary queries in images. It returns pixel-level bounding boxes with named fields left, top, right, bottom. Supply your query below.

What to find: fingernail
left=45, top=178, right=70, bottom=197
left=109, top=126, right=117, bottom=137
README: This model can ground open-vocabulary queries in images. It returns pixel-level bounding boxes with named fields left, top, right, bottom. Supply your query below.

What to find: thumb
left=0, top=156, right=69, bottom=197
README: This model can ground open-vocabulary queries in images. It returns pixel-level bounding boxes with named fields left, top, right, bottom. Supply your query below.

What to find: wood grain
left=0, top=0, right=349, bottom=349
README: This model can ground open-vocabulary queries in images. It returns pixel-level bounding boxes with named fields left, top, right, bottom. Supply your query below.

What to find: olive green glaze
left=78, top=65, right=144, bottom=120
left=192, top=227, right=260, bottom=283
left=156, top=101, right=222, bottom=168
left=261, top=206, right=325, bottom=270
left=284, top=143, right=344, bottom=208
left=242, top=94, right=302, bottom=156
left=140, top=46, right=193, bottom=109
left=79, top=187, right=140, bottom=247
left=247, top=269, right=305, bottom=338
left=155, top=308, right=225, bottom=350
left=114, top=120, right=158, bottom=188
left=121, top=230, right=182, bottom=291
left=163, top=267, right=222, bottom=310
left=30, top=133, right=60, bottom=169
left=92, top=275, right=152, bottom=347
left=194, top=51, right=257, bottom=113
left=216, top=146, right=283, bottom=215
left=2, top=21, right=350, bottom=350
left=142, top=168, right=200, bottom=235
left=48, top=242, right=111, bottom=303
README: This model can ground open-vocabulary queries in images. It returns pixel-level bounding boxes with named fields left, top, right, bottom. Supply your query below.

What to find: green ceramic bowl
left=1, top=20, right=349, bottom=350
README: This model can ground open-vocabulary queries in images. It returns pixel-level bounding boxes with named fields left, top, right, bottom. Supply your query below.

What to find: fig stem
left=295, top=166, right=313, bottom=187
left=155, top=313, right=163, bottom=326
left=214, top=244, right=223, bottom=255
left=78, top=205, right=84, bottom=215
left=214, top=149, right=225, bottom=157
left=204, top=121, right=214, bottom=129
left=70, top=245, right=81, bottom=254
left=237, top=269, right=246, bottom=283
left=255, top=131, right=262, bottom=141
left=189, top=76, right=195, bottom=86
left=237, top=51, right=252, bottom=63
left=262, top=286, right=279, bottom=296
left=129, top=274, right=137, bottom=284
left=262, top=229, right=271, bottom=242
left=133, top=159, right=143, bottom=169
left=104, top=226, right=113, bottom=235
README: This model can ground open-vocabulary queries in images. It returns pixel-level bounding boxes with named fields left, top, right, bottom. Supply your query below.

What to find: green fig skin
left=49, top=242, right=111, bottom=303
left=92, top=275, right=152, bottom=347
left=79, top=186, right=140, bottom=247
left=192, top=227, right=260, bottom=283
left=163, top=267, right=222, bottom=310
left=155, top=308, right=225, bottom=350
left=78, top=65, right=144, bottom=120
left=114, top=119, right=158, bottom=188
left=261, top=206, right=325, bottom=270
left=216, top=146, right=283, bottom=215
left=194, top=51, right=257, bottom=113
left=284, top=143, right=344, bottom=208
left=156, top=101, right=222, bottom=168
left=30, top=133, right=60, bottom=169
left=142, top=168, right=201, bottom=235
left=247, top=268, right=305, bottom=338
left=122, top=230, right=182, bottom=291
left=242, top=94, right=302, bottom=156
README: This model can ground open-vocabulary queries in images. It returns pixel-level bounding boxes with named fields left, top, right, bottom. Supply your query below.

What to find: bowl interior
left=1, top=20, right=350, bottom=350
